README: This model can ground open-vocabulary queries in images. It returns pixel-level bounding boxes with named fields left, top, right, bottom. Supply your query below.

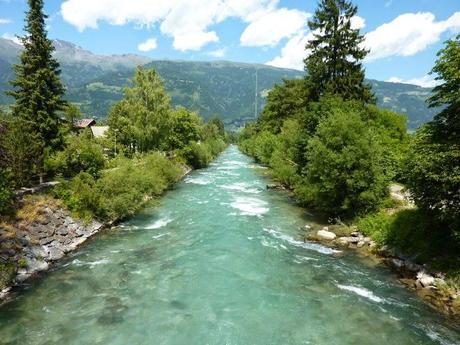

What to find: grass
left=0, top=262, right=15, bottom=290
left=356, top=208, right=460, bottom=281
left=15, top=195, right=62, bottom=224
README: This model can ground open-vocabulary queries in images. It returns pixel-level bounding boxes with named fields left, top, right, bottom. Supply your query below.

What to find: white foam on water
left=184, top=176, right=212, bottom=185
left=69, top=258, right=110, bottom=268
left=152, top=232, right=169, bottom=240
left=221, top=160, right=248, bottom=167
left=263, top=227, right=341, bottom=255
left=337, top=284, right=384, bottom=303
left=230, top=196, right=269, bottom=216
left=424, top=328, right=459, bottom=345
left=146, top=217, right=173, bottom=230
left=221, top=182, right=261, bottom=194
left=293, top=255, right=319, bottom=263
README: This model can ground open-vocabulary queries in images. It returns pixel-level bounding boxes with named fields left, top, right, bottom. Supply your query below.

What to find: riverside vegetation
left=0, top=0, right=226, bottom=290
left=239, top=0, right=460, bottom=312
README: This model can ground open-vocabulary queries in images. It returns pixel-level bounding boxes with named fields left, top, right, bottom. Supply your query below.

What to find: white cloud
left=266, top=30, right=313, bottom=70
left=365, top=12, right=460, bottom=61
left=138, top=37, right=157, bottom=52
left=207, top=48, right=226, bottom=58
left=350, top=15, right=365, bottom=30
left=266, top=15, right=365, bottom=70
left=387, top=75, right=440, bottom=88
left=240, top=8, right=309, bottom=47
left=60, top=0, right=307, bottom=52
left=2, top=32, right=21, bottom=45
left=0, top=18, right=11, bottom=24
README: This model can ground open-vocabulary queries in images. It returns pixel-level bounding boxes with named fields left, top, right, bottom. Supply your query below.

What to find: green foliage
left=108, top=67, right=172, bottom=153
left=54, top=153, right=182, bottom=222
left=428, top=34, right=460, bottom=142
left=7, top=0, right=65, bottom=155
left=357, top=209, right=460, bottom=275
left=179, top=136, right=227, bottom=170
left=259, top=79, right=308, bottom=133
left=402, top=36, right=460, bottom=235
left=298, top=109, right=389, bottom=217
left=403, top=129, right=460, bottom=233
left=46, top=132, right=106, bottom=178
left=207, top=117, right=225, bottom=137
left=269, top=118, right=306, bottom=186
left=0, top=169, right=13, bottom=215
left=62, top=103, right=83, bottom=133
left=356, top=211, right=392, bottom=245
left=0, top=262, right=16, bottom=290
left=305, top=0, right=374, bottom=103
left=0, top=116, right=42, bottom=187
left=168, top=107, right=203, bottom=149
left=240, top=95, right=407, bottom=219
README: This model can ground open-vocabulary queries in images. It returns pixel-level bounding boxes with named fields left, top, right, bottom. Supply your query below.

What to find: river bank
left=264, top=170, right=460, bottom=321
left=0, top=162, right=193, bottom=303
left=308, top=225, right=460, bottom=321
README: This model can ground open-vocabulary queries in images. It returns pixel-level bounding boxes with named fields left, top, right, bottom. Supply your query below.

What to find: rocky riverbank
left=0, top=195, right=104, bottom=301
left=0, top=161, right=195, bottom=303
left=308, top=226, right=460, bottom=321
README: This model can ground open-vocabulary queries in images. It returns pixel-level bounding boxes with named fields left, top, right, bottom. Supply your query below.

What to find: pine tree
left=7, top=0, right=65, bottom=158
left=305, top=0, right=374, bottom=103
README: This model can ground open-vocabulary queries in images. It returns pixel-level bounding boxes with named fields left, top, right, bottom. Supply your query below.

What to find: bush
left=357, top=208, right=460, bottom=276
left=0, top=170, right=13, bottom=215
left=54, top=172, right=102, bottom=222
left=356, top=211, right=392, bottom=245
left=299, top=109, right=389, bottom=217
left=179, top=138, right=226, bottom=169
left=180, top=141, right=212, bottom=169
left=54, top=153, right=181, bottom=222
left=47, top=133, right=106, bottom=178
left=403, top=128, right=460, bottom=234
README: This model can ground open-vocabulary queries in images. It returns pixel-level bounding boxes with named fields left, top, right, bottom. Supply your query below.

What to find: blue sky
left=1, top=0, right=459, bottom=86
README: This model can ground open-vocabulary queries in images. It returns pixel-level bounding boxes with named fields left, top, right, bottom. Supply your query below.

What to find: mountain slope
left=0, top=38, right=437, bottom=129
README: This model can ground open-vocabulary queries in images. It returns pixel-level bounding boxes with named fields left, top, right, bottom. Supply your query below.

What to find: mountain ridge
left=0, top=38, right=437, bottom=129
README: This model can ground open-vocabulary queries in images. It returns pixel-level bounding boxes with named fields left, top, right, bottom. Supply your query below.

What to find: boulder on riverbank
left=317, top=228, right=337, bottom=240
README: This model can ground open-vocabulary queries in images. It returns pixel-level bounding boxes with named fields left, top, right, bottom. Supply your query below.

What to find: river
left=0, top=145, right=459, bottom=345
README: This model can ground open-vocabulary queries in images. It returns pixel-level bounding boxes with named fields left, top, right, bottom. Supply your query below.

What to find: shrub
left=403, top=128, right=460, bottom=235
left=299, top=109, right=389, bottom=217
left=0, top=170, right=13, bottom=215
left=356, top=211, right=392, bottom=245
left=55, top=153, right=181, bottom=222
left=47, top=133, right=106, bottom=178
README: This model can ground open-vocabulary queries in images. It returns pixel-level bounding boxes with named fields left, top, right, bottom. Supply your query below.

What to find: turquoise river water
left=0, top=146, right=459, bottom=345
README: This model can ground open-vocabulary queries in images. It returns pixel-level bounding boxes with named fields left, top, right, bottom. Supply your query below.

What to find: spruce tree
left=305, top=0, right=374, bottom=103
left=7, top=0, right=65, bottom=158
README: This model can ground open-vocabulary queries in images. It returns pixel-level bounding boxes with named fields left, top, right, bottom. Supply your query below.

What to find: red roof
left=74, top=119, right=96, bottom=129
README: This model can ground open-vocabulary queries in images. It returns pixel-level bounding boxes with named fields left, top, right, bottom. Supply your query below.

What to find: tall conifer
left=7, top=0, right=65, bottom=154
left=305, top=0, right=374, bottom=103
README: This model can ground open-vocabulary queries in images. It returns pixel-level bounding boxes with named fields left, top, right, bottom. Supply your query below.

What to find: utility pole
left=254, top=67, right=258, bottom=119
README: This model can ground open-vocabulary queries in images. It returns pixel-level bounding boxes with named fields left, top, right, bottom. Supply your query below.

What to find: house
left=91, top=126, right=109, bottom=138
left=74, top=118, right=96, bottom=130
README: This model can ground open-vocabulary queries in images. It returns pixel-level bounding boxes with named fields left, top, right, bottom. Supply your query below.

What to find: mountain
left=0, top=38, right=152, bottom=103
left=0, top=38, right=438, bottom=130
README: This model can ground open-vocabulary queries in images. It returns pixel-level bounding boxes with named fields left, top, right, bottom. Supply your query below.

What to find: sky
left=1, top=0, right=459, bottom=87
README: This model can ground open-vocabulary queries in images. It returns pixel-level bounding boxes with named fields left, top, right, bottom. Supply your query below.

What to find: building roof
left=74, top=118, right=96, bottom=129
left=91, top=126, right=109, bottom=138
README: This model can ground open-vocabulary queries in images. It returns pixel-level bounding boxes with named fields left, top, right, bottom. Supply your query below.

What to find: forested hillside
left=0, top=38, right=438, bottom=129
